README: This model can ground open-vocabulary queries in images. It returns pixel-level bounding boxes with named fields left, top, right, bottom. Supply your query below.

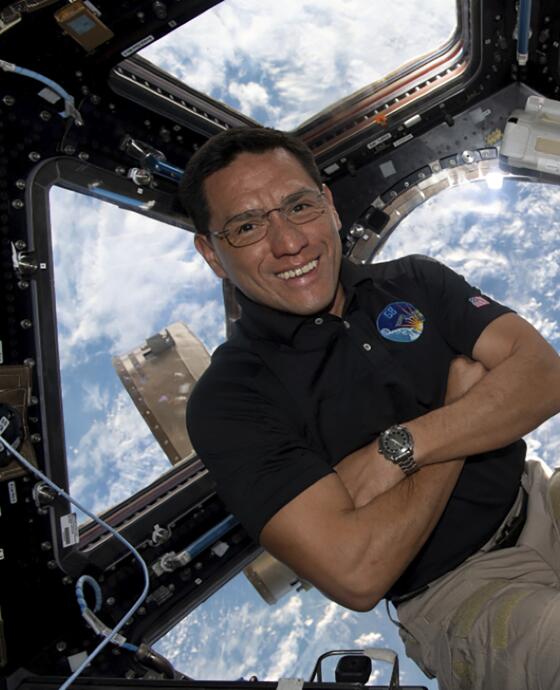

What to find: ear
left=322, top=184, right=342, bottom=231
left=194, top=234, right=228, bottom=279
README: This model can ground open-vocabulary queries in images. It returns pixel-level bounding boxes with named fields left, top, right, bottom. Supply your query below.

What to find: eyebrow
left=223, top=187, right=319, bottom=226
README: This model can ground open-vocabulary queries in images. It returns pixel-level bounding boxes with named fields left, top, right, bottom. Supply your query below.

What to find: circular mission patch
left=376, top=301, right=425, bottom=343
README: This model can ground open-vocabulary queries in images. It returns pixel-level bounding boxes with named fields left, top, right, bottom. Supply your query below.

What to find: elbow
left=338, top=593, right=381, bottom=612
left=324, top=569, right=386, bottom=612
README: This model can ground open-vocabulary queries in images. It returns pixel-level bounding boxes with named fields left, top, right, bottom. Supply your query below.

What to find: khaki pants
left=396, top=460, right=560, bottom=690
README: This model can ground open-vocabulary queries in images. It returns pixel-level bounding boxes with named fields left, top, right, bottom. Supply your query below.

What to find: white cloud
left=82, top=382, right=110, bottom=412
left=141, top=0, right=457, bottom=129
left=50, top=188, right=221, bottom=367
left=354, top=631, right=384, bottom=646
left=69, top=390, right=170, bottom=516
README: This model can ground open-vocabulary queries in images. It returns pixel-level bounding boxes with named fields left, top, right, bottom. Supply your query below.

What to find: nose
left=267, top=210, right=309, bottom=256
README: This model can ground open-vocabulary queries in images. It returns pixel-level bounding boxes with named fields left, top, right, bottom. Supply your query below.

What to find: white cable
left=0, top=432, right=150, bottom=689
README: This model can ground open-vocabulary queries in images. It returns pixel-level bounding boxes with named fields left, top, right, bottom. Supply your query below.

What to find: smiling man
left=179, top=127, right=560, bottom=690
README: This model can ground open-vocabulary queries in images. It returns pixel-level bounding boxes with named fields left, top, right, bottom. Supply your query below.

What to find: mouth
left=276, top=258, right=319, bottom=281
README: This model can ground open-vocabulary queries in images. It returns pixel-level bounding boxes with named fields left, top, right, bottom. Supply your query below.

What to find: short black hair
left=178, top=127, right=322, bottom=235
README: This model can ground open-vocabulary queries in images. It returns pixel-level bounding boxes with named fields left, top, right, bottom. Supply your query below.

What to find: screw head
left=2, top=95, right=15, bottom=106
left=40, top=111, right=52, bottom=121
left=15, top=179, right=26, bottom=190
left=12, top=199, right=24, bottom=209
left=28, top=152, right=41, bottom=162
left=20, top=319, right=33, bottom=329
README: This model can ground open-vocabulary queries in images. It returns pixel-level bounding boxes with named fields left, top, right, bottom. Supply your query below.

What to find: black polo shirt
left=187, top=254, right=526, bottom=598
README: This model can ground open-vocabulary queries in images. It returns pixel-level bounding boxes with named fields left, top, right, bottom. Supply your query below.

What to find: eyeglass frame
left=208, top=186, right=328, bottom=248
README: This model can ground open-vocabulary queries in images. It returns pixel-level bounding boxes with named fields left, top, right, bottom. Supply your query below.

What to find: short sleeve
left=186, top=357, right=333, bottom=541
left=408, top=255, right=514, bottom=356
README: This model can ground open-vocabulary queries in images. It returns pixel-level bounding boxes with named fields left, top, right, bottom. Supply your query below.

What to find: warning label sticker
left=61, top=513, right=79, bottom=548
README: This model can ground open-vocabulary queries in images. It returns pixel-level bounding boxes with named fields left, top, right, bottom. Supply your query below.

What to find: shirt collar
left=235, top=257, right=372, bottom=344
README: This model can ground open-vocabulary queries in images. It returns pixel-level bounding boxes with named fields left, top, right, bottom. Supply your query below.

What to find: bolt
left=14, top=239, right=26, bottom=250
left=47, top=560, right=57, bottom=570
left=75, top=71, right=83, bottom=78
left=63, top=145, right=76, bottom=155
left=108, top=103, right=115, bottom=111
left=18, top=280, right=30, bottom=289
left=62, top=576, right=73, bottom=585
left=153, top=1, right=168, bottom=19
left=15, top=179, right=26, bottom=190
left=40, top=541, right=52, bottom=551
left=81, top=85, right=90, bottom=96
left=56, top=641, right=67, bottom=652
left=2, top=95, right=15, bottom=106
left=78, top=151, right=90, bottom=161
left=30, top=396, right=38, bottom=405
left=24, top=358, right=35, bottom=367
left=115, top=166, right=126, bottom=175
left=20, top=319, right=32, bottom=329
left=40, top=110, right=52, bottom=121
left=31, top=433, right=41, bottom=443
left=138, top=606, right=146, bottom=615
left=137, top=11, right=145, bottom=21
left=90, top=94, right=101, bottom=105
left=28, top=152, right=41, bottom=162
left=106, top=596, right=116, bottom=606
left=12, top=199, right=24, bottom=209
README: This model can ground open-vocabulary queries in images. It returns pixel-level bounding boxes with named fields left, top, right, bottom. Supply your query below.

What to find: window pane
left=49, top=187, right=224, bottom=518
left=140, top=0, right=457, bottom=130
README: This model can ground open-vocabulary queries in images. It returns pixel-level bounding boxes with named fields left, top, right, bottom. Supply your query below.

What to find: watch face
left=382, top=426, right=412, bottom=460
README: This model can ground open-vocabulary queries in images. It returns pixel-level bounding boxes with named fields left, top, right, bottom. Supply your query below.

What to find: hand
left=445, top=356, right=487, bottom=405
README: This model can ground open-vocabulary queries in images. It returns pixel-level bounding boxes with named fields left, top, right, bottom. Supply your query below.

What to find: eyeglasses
left=211, top=189, right=327, bottom=248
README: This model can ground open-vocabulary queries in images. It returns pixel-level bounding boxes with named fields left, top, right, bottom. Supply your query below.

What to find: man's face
left=194, top=148, right=344, bottom=316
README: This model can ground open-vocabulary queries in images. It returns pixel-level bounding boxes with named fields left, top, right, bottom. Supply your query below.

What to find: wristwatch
left=377, top=424, right=419, bottom=476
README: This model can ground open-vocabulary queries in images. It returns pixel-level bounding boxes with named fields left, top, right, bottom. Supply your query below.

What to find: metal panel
left=113, top=323, right=210, bottom=466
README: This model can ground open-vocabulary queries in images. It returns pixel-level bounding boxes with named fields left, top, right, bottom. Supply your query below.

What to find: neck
left=329, top=282, right=346, bottom=317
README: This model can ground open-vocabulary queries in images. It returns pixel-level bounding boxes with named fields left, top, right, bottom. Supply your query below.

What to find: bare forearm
left=412, top=338, right=560, bottom=467
left=340, top=458, right=464, bottom=607
left=264, top=455, right=464, bottom=611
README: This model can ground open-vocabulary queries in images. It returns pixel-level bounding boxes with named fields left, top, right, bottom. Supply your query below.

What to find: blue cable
left=517, top=0, right=533, bottom=66
left=182, top=514, right=238, bottom=560
left=0, top=59, right=83, bottom=124
left=76, top=575, right=103, bottom=613
left=0, top=433, right=149, bottom=690
left=145, top=154, right=184, bottom=182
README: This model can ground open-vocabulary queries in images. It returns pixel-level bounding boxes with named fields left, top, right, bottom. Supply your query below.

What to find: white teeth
left=277, top=259, right=318, bottom=281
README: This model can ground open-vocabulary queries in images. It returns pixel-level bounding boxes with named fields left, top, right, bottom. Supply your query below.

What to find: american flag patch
left=469, top=296, right=490, bottom=308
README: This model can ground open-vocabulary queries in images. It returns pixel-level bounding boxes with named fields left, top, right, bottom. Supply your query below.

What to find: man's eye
left=290, top=202, right=311, bottom=214
left=235, top=222, right=258, bottom=235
